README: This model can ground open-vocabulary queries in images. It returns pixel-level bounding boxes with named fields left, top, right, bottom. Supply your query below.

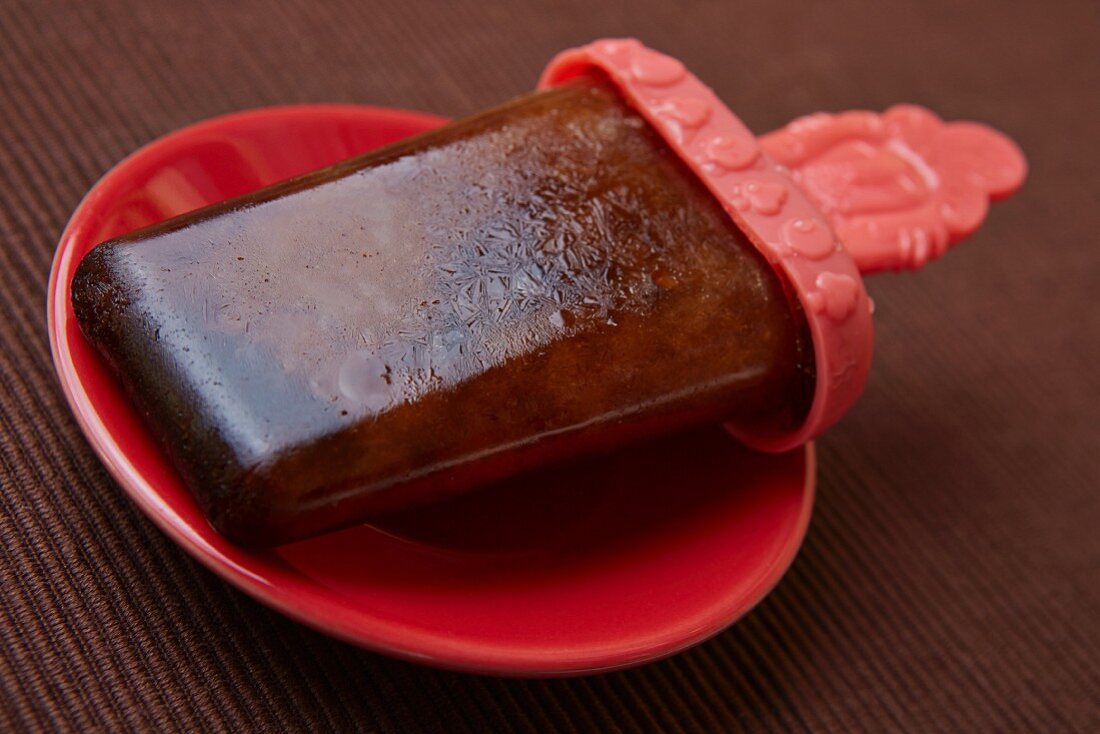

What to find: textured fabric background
left=1, top=0, right=1098, bottom=731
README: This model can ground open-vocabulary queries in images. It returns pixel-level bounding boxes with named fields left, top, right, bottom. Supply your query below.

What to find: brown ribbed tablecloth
left=1, top=0, right=1097, bottom=731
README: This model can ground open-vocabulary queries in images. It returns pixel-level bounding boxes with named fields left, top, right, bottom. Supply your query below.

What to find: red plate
left=46, top=104, right=815, bottom=676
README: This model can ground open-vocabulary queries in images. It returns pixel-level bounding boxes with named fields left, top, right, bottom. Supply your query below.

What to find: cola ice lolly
left=71, top=39, right=1026, bottom=546
left=73, top=76, right=812, bottom=544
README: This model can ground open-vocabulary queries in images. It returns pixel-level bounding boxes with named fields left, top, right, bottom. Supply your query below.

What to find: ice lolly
left=71, top=39, right=1026, bottom=546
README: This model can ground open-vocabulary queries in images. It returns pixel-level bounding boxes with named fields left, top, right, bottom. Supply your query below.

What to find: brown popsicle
left=71, top=75, right=813, bottom=546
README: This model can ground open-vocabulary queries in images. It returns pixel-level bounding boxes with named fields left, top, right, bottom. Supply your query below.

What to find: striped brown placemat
left=0, top=0, right=1097, bottom=730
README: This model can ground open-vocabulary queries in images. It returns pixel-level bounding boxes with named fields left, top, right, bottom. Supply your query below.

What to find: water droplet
left=629, top=51, right=686, bottom=86
left=651, top=269, right=679, bottom=289
left=705, top=135, right=760, bottom=171
left=781, top=217, right=834, bottom=259
left=548, top=309, right=576, bottom=329
left=743, top=180, right=788, bottom=215
left=338, top=351, right=392, bottom=410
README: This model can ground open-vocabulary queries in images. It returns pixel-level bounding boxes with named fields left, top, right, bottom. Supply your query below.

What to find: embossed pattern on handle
left=761, top=106, right=1027, bottom=273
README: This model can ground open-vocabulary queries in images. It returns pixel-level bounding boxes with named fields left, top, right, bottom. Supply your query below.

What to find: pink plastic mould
left=540, top=38, right=1027, bottom=451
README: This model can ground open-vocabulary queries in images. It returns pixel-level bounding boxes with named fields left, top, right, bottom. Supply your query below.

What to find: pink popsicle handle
left=760, top=106, right=1027, bottom=274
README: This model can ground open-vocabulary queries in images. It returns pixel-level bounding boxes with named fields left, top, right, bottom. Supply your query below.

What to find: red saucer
left=46, top=104, right=815, bottom=676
